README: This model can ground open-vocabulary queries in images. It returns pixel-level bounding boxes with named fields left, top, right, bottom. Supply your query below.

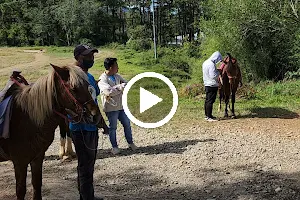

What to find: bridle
left=53, top=71, right=95, bottom=124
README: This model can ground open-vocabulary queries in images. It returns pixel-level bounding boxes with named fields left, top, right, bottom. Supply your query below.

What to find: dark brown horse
left=218, top=53, right=242, bottom=118
left=0, top=64, right=108, bottom=200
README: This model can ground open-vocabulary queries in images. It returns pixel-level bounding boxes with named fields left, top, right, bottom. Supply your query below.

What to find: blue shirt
left=69, top=73, right=100, bottom=132
left=109, top=75, right=116, bottom=84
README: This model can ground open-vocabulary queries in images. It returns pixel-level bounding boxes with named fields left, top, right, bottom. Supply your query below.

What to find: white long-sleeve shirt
left=98, top=72, right=127, bottom=112
left=202, top=51, right=222, bottom=87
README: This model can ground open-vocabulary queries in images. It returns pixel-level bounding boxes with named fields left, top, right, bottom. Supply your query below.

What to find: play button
left=123, top=72, right=178, bottom=129
left=140, top=87, right=162, bottom=113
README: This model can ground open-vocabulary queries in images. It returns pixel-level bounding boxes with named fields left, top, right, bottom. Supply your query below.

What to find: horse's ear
left=51, top=63, right=69, bottom=81
left=51, top=63, right=61, bottom=72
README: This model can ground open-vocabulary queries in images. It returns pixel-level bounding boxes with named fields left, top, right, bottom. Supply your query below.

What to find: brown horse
left=3, top=71, right=76, bottom=160
left=218, top=53, right=242, bottom=118
left=0, top=64, right=107, bottom=200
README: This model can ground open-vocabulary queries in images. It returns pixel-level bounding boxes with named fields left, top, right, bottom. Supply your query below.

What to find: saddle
left=0, top=71, right=29, bottom=139
left=0, top=95, right=13, bottom=139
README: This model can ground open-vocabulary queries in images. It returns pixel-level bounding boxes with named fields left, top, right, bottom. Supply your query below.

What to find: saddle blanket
left=0, top=95, right=13, bottom=139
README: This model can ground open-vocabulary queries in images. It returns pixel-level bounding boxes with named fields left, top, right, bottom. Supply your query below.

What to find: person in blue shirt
left=71, top=44, right=104, bottom=200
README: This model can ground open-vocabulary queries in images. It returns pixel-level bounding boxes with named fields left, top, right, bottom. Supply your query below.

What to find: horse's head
left=222, top=53, right=238, bottom=78
left=51, top=64, right=102, bottom=125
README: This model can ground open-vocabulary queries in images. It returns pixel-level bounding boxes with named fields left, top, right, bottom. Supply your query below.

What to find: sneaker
left=128, top=143, right=137, bottom=151
left=111, top=147, right=120, bottom=155
left=204, top=116, right=208, bottom=120
left=206, top=117, right=218, bottom=122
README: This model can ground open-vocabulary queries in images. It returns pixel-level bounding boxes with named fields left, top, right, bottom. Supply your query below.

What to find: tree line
left=0, top=0, right=300, bottom=80
left=0, top=0, right=201, bottom=46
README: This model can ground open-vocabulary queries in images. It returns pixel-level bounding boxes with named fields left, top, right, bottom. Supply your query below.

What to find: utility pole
left=152, top=0, right=157, bottom=59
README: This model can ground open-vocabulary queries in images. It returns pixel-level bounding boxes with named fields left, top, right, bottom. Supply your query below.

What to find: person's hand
left=121, top=83, right=126, bottom=88
left=239, top=82, right=243, bottom=87
left=115, top=84, right=125, bottom=91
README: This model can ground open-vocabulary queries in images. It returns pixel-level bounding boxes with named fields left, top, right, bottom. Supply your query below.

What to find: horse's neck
left=14, top=78, right=57, bottom=127
left=224, top=63, right=238, bottom=77
left=11, top=103, right=59, bottom=136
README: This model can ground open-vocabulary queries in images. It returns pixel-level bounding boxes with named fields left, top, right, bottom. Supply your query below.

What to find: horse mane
left=14, top=64, right=88, bottom=127
left=225, top=53, right=234, bottom=74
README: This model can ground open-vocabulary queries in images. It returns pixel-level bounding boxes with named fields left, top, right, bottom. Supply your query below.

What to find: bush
left=126, top=38, right=152, bottom=51
left=181, top=83, right=204, bottom=98
left=126, top=25, right=152, bottom=51
left=78, top=38, right=93, bottom=46
left=284, top=69, right=300, bottom=80
left=160, top=54, right=191, bottom=74
left=236, top=84, right=257, bottom=100
left=183, top=42, right=202, bottom=58
left=106, top=42, right=125, bottom=50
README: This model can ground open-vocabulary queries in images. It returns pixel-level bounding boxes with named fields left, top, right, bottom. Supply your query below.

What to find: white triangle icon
left=140, top=87, right=163, bottom=113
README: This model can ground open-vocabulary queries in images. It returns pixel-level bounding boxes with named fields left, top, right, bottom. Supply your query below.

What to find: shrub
left=126, top=38, right=152, bottom=51
left=181, top=83, right=204, bottom=98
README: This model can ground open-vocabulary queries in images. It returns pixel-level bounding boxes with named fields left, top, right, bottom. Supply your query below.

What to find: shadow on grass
left=239, top=107, right=299, bottom=119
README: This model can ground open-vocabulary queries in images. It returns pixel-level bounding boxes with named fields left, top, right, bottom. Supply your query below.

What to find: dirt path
left=1, top=49, right=300, bottom=199
left=1, top=117, right=300, bottom=200
left=0, top=51, right=50, bottom=76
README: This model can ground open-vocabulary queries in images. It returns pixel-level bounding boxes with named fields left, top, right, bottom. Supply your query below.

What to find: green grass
left=46, top=46, right=74, bottom=58
left=114, top=47, right=300, bottom=123
left=1, top=46, right=300, bottom=125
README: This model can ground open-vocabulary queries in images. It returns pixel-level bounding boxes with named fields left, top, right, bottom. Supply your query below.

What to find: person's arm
left=118, top=74, right=128, bottom=84
left=208, top=64, right=219, bottom=79
left=98, top=77, right=123, bottom=97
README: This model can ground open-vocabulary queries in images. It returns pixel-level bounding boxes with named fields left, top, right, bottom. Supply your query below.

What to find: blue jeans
left=106, top=110, right=133, bottom=148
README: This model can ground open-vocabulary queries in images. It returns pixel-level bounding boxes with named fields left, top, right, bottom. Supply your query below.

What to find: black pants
left=71, top=130, right=99, bottom=200
left=204, top=86, right=218, bottom=118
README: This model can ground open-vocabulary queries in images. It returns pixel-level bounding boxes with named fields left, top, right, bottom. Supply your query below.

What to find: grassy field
left=0, top=46, right=300, bottom=127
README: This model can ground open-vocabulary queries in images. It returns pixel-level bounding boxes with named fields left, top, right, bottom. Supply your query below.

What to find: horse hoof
left=70, top=152, right=77, bottom=158
left=231, top=115, right=237, bottom=119
left=59, top=152, right=64, bottom=159
left=65, top=151, right=76, bottom=158
left=62, top=155, right=73, bottom=162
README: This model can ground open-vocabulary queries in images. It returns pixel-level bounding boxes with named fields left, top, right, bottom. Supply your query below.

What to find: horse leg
left=65, top=129, right=76, bottom=158
left=30, top=153, right=44, bottom=200
left=59, top=122, right=66, bottom=159
left=231, top=92, right=236, bottom=119
left=224, top=95, right=229, bottom=118
left=218, top=88, right=222, bottom=112
left=13, top=162, right=28, bottom=200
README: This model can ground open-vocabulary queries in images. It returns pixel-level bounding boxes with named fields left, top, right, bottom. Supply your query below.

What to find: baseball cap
left=74, top=44, right=98, bottom=59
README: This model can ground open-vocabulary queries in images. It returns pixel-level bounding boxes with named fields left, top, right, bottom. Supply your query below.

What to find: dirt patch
left=1, top=117, right=300, bottom=199
left=23, top=49, right=46, bottom=53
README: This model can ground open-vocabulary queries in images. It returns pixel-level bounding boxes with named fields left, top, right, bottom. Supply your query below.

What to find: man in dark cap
left=71, top=44, right=104, bottom=200
left=74, top=44, right=99, bottom=72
